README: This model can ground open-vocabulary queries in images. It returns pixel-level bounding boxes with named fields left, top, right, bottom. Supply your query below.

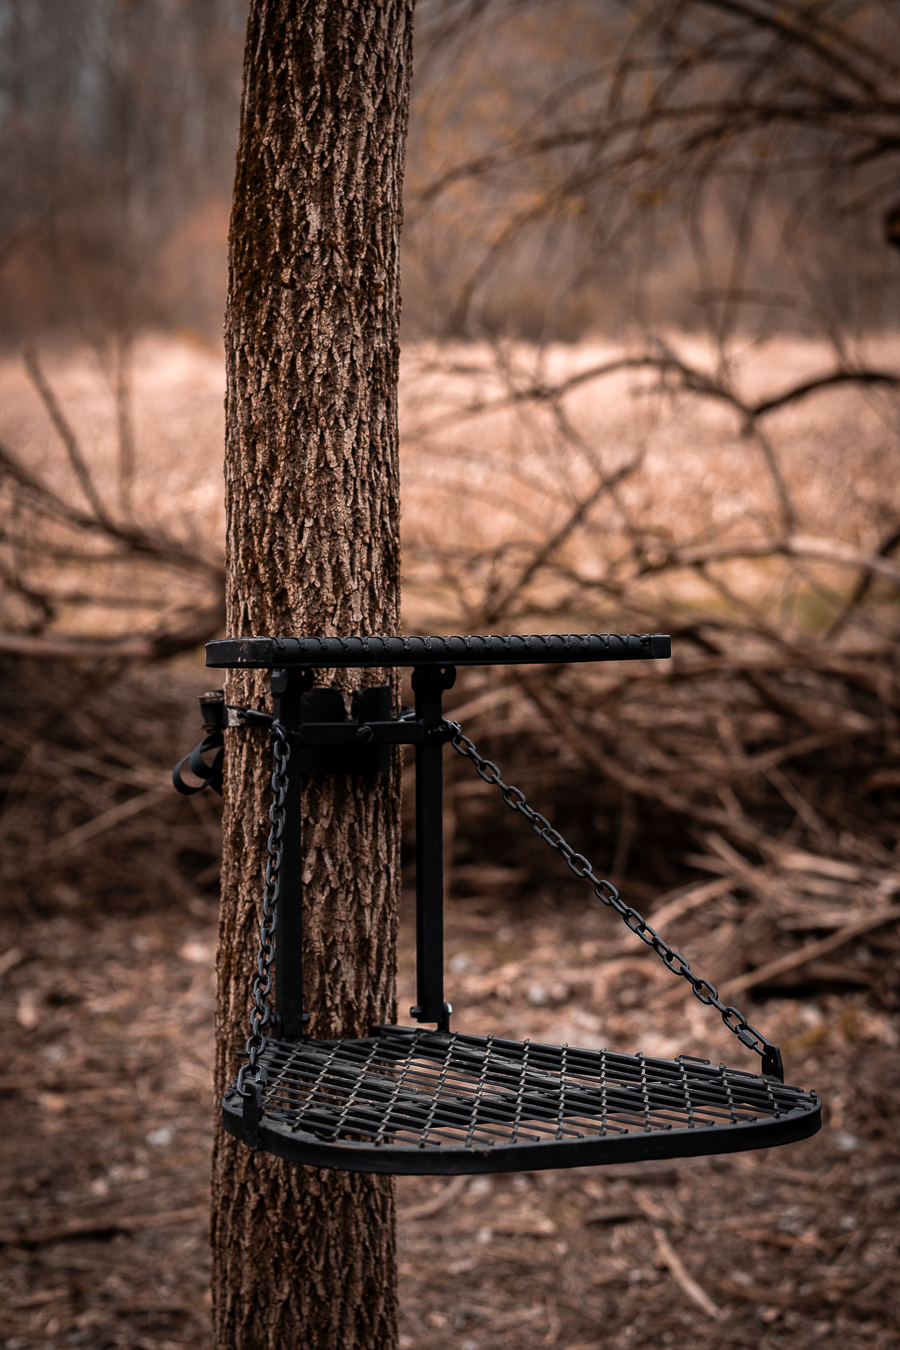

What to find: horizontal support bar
left=207, top=633, right=671, bottom=670
left=292, top=721, right=424, bottom=746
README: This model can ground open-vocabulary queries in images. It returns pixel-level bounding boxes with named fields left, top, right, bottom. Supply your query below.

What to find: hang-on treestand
left=176, top=632, right=820, bottom=1175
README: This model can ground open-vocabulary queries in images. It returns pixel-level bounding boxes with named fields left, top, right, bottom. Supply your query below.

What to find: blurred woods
left=1, top=0, right=900, bottom=1015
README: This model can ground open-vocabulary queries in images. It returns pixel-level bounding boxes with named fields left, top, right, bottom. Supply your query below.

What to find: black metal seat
left=188, top=632, right=822, bottom=1175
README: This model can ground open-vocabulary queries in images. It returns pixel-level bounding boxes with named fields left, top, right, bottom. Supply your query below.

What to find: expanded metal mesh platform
left=222, top=1026, right=821, bottom=1174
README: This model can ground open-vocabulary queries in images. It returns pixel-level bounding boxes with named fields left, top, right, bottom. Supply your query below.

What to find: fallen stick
left=0, top=631, right=159, bottom=660
left=651, top=1225, right=724, bottom=1322
left=648, top=876, right=734, bottom=929
left=0, top=1205, right=208, bottom=1248
left=720, top=905, right=900, bottom=997
left=0, top=945, right=24, bottom=979
left=396, top=1173, right=468, bottom=1222
left=583, top=1205, right=644, bottom=1225
left=45, top=788, right=170, bottom=857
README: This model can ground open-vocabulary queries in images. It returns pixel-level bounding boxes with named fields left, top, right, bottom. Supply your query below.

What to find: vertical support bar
left=410, top=665, right=455, bottom=1031
left=271, top=667, right=313, bottom=1037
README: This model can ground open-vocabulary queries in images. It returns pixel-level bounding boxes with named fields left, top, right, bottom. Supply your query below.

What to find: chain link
left=443, top=720, right=783, bottom=1079
left=236, top=721, right=290, bottom=1097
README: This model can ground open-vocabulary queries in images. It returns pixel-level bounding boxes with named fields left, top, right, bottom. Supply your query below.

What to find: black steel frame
left=209, top=632, right=671, bottom=1036
left=205, top=632, right=821, bottom=1172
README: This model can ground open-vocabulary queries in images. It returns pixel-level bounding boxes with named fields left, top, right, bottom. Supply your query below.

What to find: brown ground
left=1, top=885, right=897, bottom=1350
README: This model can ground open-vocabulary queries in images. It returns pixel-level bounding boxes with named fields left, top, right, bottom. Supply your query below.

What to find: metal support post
left=410, top=665, right=456, bottom=1031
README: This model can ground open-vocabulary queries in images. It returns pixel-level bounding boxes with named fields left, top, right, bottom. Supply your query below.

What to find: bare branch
left=23, top=347, right=112, bottom=527
left=482, top=457, right=643, bottom=625
left=720, top=904, right=900, bottom=995
left=0, top=603, right=224, bottom=662
left=419, top=352, right=900, bottom=429
left=0, top=438, right=223, bottom=579
left=114, top=335, right=136, bottom=516
left=752, top=368, right=900, bottom=417
left=638, top=535, right=900, bottom=586
left=694, top=0, right=891, bottom=93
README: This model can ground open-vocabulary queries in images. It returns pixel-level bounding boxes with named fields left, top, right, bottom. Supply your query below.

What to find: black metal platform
left=222, top=1027, right=821, bottom=1175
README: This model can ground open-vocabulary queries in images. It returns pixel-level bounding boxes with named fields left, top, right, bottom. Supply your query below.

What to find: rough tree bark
left=211, top=3, right=414, bottom=1348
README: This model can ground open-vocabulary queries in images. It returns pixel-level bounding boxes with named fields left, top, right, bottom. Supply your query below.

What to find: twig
left=639, top=536, right=900, bottom=587
left=648, top=876, right=734, bottom=928
left=0, top=946, right=25, bottom=978
left=514, top=672, right=769, bottom=843
left=483, top=457, right=641, bottom=624
left=397, top=1174, right=469, bottom=1221
left=1, top=790, right=172, bottom=888
left=114, top=334, right=136, bottom=515
left=23, top=347, right=112, bottom=527
left=0, top=607, right=224, bottom=662
left=651, top=1225, right=725, bottom=1322
left=0, top=437, right=223, bottom=578
left=0, top=1206, right=208, bottom=1249
left=720, top=904, right=900, bottom=996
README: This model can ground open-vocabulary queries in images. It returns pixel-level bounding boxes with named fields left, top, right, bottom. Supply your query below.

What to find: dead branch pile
left=0, top=346, right=224, bottom=662
left=400, top=336, right=900, bottom=1011
left=0, top=345, right=226, bottom=916
left=1, top=332, right=899, bottom=1018
left=0, top=657, right=221, bottom=920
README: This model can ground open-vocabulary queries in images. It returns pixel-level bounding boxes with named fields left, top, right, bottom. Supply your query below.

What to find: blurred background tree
left=3, top=0, right=898, bottom=349
left=405, top=0, right=900, bottom=346
left=0, top=0, right=245, bottom=344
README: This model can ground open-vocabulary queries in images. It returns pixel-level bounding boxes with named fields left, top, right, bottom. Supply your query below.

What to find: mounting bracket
left=267, top=665, right=457, bottom=1036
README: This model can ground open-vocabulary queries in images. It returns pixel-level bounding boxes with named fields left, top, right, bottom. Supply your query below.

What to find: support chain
left=236, top=721, right=291, bottom=1099
left=442, top=719, right=784, bottom=1081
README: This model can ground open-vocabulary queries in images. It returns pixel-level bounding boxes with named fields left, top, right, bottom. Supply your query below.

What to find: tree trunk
left=211, top=3, right=413, bottom=1347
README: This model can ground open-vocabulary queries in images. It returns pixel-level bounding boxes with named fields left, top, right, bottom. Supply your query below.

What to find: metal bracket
left=266, top=663, right=459, bottom=1038
left=290, top=684, right=394, bottom=775
left=241, top=1074, right=265, bottom=1150
left=197, top=635, right=678, bottom=1050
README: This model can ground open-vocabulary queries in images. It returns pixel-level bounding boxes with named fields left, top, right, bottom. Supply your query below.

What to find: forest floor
left=1, top=886, right=897, bottom=1350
